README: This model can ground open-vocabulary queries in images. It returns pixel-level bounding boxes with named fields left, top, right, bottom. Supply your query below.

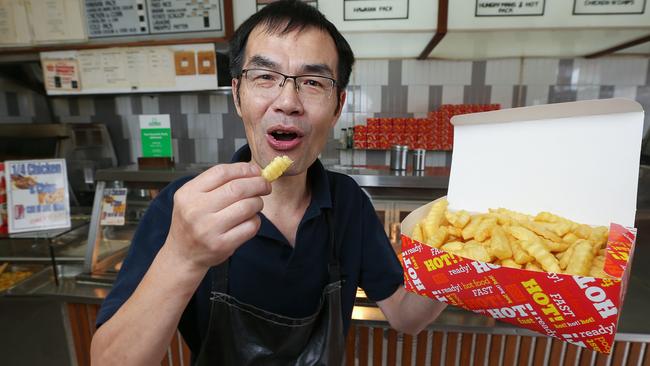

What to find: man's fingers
left=201, top=176, right=270, bottom=212
left=188, top=163, right=261, bottom=192
left=217, top=214, right=262, bottom=253
left=210, top=197, right=264, bottom=234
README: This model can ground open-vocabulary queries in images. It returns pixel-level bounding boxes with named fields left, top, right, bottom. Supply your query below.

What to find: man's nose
left=272, top=78, right=304, bottom=115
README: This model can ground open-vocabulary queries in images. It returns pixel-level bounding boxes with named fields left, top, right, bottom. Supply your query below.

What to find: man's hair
left=229, top=0, right=355, bottom=91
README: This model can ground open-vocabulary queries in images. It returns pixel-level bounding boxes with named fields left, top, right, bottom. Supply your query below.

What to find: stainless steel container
left=390, top=145, right=409, bottom=170
left=412, top=148, right=426, bottom=171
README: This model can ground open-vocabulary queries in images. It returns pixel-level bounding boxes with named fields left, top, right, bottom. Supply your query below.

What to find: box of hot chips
left=401, top=99, right=644, bottom=354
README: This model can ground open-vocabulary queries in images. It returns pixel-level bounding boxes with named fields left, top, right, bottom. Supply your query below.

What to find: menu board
left=475, top=0, right=546, bottom=16
left=257, top=0, right=317, bottom=11
left=85, top=0, right=149, bottom=37
left=573, top=0, right=646, bottom=15
left=5, top=159, right=71, bottom=234
left=148, top=0, right=222, bottom=34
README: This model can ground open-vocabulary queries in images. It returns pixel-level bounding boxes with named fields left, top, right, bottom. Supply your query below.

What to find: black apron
left=195, top=210, right=345, bottom=366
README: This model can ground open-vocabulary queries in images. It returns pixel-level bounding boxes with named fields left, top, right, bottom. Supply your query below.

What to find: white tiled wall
left=489, top=85, right=514, bottom=108
left=1, top=57, right=648, bottom=167
left=485, top=59, right=521, bottom=85
left=521, top=59, right=560, bottom=85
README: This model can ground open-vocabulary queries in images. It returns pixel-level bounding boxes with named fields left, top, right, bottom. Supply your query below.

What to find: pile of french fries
left=411, top=199, right=610, bottom=278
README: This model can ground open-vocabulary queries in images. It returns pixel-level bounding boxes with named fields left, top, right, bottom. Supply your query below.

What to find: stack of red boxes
left=0, top=162, right=7, bottom=234
left=352, top=104, right=500, bottom=151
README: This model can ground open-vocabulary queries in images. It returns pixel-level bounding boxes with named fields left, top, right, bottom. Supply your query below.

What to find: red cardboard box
left=401, top=99, right=644, bottom=354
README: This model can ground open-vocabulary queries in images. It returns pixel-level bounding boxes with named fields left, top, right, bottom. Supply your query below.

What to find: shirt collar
left=230, top=144, right=332, bottom=211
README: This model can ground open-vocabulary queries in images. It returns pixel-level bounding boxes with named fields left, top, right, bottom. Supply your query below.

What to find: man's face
left=232, top=25, right=346, bottom=175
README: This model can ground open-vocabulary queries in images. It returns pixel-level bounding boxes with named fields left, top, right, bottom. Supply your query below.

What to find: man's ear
left=232, top=78, right=243, bottom=117
left=334, top=90, right=347, bottom=119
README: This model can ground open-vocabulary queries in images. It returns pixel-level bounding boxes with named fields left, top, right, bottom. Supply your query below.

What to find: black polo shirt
left=96, top=145, right=404, bottom=356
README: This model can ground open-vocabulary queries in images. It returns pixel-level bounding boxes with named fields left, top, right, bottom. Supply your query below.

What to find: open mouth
left=270, top=130, right=298, bottom=141
left=266, top=126, right=304, bottom=151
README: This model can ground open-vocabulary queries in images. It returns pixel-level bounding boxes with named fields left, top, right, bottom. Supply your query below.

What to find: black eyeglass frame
left=239, top=68, right=338, bottom=98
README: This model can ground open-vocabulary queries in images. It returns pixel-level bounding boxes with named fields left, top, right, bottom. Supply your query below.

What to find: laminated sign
left=401, top=99, right=644, bottom=354
left=5, top=159, right=71, bottom=233
left=100, top=188, right=128, bottom=226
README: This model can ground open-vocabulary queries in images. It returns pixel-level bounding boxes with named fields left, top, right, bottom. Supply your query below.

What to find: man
left=91, top=1, right=446, bottom=365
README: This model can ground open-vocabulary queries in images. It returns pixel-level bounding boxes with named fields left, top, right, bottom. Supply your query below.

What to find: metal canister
left=346, top=128, right=354, bottom=148
left=412, top=148, right=426, bottom=171
left=390, top=145, right=409, bottom=170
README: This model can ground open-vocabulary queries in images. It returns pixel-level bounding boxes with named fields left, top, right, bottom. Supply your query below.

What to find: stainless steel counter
left=327, top=165, right=450, bottom=189
left=6, top=256, right=650, bottom=342
left=94, top=164, right=451, bottom=189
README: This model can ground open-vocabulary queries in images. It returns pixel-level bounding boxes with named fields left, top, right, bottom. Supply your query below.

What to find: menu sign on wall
left=85, top=0, right=148, bottom=37
left=344, top=0, right=408, bottom=20
left=5, top=159, right=71, bottom=234
left=148, top=0, right=222, bottom=34
left=475, top=0, right=546, bottom=16
left=573, top=0, right=646, bottom=15
left=256, top=0, right=317, bottom=11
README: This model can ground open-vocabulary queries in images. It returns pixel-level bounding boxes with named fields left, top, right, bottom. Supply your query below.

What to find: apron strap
left=326, top=209, right=342, bottom=284
left=213, top=258, right=229, bottom=294
left=326, top=172, right=344, bottom=284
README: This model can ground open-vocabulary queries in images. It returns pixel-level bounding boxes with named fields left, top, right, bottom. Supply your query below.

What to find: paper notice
left=0, top=0, right=32, bottom=45
left=142, top=47, right=175, bottom=88
left=27, top=0, right=87, bottom=43
left=197, top=51, right=216, bottom=75
left=78, top=49, right=130, bottom=90
left=174, top=51, right=197, bottom=76
left=42, top=58, right=81, bottom=91
left=124, top=47, right=176, bottom=89
left=79, top=46, right=174, bottom=91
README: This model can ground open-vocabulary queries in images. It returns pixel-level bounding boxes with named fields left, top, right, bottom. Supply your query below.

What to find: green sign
left=139, top=115, right=172, bottom=158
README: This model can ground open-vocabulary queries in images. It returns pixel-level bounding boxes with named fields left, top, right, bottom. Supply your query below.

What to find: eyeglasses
left=240, top=68, right=337, bottom=103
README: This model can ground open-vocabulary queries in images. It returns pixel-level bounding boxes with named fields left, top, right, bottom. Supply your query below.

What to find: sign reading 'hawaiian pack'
left=401, top=223, right=636, bottom=354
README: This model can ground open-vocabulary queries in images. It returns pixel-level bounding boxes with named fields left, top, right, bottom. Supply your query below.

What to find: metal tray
left=0, top=263, right=46, bottom=295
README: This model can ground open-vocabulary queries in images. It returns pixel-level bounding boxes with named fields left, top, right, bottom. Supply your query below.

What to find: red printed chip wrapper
left=401, top=199, right=636, bottom=354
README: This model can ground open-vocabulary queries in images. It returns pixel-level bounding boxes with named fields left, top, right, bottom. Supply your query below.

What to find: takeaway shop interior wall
left=0, top=57, right=649, bottom=168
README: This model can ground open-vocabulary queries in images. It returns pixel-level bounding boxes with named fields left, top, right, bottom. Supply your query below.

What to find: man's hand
left=165, top=162, right=271, bottom=271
